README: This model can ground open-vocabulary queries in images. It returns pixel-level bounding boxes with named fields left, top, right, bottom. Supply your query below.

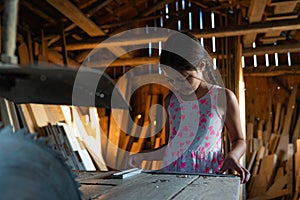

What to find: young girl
left=129, top=31, right=250, bottom=184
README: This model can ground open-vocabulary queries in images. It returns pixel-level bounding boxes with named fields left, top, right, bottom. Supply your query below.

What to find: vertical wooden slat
left=276, top=85, right=298, bottom=161
left=60, top=24, right=68, bottom=66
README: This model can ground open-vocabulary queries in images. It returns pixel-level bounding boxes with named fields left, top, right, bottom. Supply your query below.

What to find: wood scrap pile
left=246, top=85, right=300, bottom=199
left=19, top=104, right=108, bottom=171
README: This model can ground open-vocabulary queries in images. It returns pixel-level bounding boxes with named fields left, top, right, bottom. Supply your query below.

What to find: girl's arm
left=216, top=89, right=250, bottom=183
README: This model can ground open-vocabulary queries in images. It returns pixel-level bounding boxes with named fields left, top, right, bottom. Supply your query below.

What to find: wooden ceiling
left=8, top=0, right=300, bottom=71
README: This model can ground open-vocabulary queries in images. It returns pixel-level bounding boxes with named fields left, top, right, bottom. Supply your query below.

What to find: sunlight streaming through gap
left=252, top=42, right=257, bottom=67
left=253, top=55, right=257, bottom=67
left=160, top=11, right=164, bottom=27
left=182, top=0, right=185, bottom=10
left=265, top=54, right=269, bottom=67
left=200, top=38, right=204, bottom=47
left=189, top=12, right=192, bottom=30
left=165, top=4, right=169, bottom=19
left=275, top=52, right=279, bottom=66
left=242, top=56, right=245, bottom=68
left=178, top=20, right=181, bottom=30
left=213, top=58, right=217, bottom=70
left=148, top=42, right=152, bottom=57
left=211, top=12, right=215, bottom=28
left=199, top=9, right=203, bottom=29
left=159, top=41, right=162, bottom=55
left=199, top=9, right=204, bottom=47
left=287, top=52, right=291, bottom=66
left=212, top=36, right=216, bottom=52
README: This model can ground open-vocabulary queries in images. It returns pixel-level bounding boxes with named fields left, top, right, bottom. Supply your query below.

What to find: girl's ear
left=198, top=59, right=206, bottom=71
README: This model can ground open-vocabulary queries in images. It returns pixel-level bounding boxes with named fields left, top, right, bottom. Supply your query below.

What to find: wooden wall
left=245, top=75, right=300, bottom=124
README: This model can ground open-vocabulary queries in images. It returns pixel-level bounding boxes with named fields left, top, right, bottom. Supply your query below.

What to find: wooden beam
left=243, top=34, right=257, bottom=48
left=243, top=65, right=300, bottom=77
left=243, top=43, right=300, bottom=56
left=107, top=47, right=131, bottom=59
left=99, top=14, right=164, bottom=29
left=191, top=0, right=226, bottom=16
left=109, top=0, right=175, bottom=35
left=83, top=52, right=235, bottom=67
left=46, top=0, right=105, bottom=36
left=48, top=50, right=80, bottom=68
left=142, top=0, right=175, bottom=17
left=78, top=42, right=299, bottom=66
left=270, top=0, right=300, bottom=6
left=21, top=0, right=56, bottom=24
left=264, top=1, right=298, bottom=44
left=248, top=0, right=267, bottom=23
left=84, top=57, right=159, bottom=67
left=272, top=1, right=299, bottom=14
left=243, top=0, right=267, bottom=47
left=259, top=36, right=286, bottom=43
left=266, top=14, right=299, bottom=21
left=52, top=19, right=300, bottom=51
left=76, top=0, right=97, bottom=9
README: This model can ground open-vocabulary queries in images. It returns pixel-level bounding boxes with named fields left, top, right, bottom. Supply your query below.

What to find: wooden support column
left=1, top=0, right=18, bottom=63
left=60, top=24, right=68, bottom=67
left=236, top=34, right=247, bottom=200
left=0, top=0, right=20, bottom=131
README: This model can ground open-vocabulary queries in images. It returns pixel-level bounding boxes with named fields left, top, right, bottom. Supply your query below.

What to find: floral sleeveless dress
left=162, top=85, right=224, bottom=173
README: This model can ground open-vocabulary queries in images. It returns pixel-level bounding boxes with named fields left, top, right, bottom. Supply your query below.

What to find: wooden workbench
left=76, top=171, right=240, bottom=200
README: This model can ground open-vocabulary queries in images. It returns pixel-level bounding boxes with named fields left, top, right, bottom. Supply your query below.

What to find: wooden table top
left=76, top=171, right=240, bottom=200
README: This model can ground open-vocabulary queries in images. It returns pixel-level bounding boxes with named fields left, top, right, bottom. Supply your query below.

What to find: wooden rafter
left=110, top=0, right=175, bottom=35
left=243, top=65, right=300, bottom=77
left=264, top=0, right=299, bottom=44
left=48, top=50, right=80, bottom=68
left=52, top=19, right=300, bottom=51
left=83, top=57, right=159, bottom=67
left=242, top=43, right=300, bottom=56
left=243, top=0, right=267, bottom=47
left=142, top=0, right=175, bottom=17
left=46, top=0, right=105, bottom=37
left=81, top=41, right=299, bottom=67
left=191, top=0, right=226, bottom=16
left=266, top=14, right=299, bottom=21
left=21, top=0, right=56, bottom=24
left=47, top=0, right=114, bottom=46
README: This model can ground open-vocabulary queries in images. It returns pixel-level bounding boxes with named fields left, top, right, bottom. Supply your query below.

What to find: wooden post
left=60, top=23, right=68, bottom=67
left=0, top=0, right=20, bottom=131
left=1, top=0, right=18, bottom=64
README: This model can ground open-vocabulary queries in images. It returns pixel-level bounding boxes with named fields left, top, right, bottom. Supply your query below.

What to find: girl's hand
left=216, top=152, right=250, bottom=184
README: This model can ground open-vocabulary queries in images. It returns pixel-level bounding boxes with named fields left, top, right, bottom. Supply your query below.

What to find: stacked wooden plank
left=247, top=85, right=299, bottom=199
left=36, top=123, right=87, bottom=170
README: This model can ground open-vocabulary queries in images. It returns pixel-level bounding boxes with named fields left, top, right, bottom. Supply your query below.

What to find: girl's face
left=162, top=67, right=204, bottom=96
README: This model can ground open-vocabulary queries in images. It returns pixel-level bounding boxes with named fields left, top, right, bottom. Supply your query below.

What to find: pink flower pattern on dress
left=163, top=85, right=224, bottom=173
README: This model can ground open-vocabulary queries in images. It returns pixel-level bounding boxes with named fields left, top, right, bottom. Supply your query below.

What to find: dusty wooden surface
left=76, top=171, right=240, bottom=200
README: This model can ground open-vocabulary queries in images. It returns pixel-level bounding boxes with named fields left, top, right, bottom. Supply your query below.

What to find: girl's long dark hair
left=160, top=31, right=222, bottom=86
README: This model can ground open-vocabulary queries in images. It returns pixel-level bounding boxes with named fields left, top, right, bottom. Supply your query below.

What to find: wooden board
left=87, top=173, right=240, bottom=200
left=72, top=108, right=107, bottom=171
left=276, top=85, right=298, bottom=161
left=292, top=112, right=300, bottom=144
left=171, top=176, right=240, bottom=200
